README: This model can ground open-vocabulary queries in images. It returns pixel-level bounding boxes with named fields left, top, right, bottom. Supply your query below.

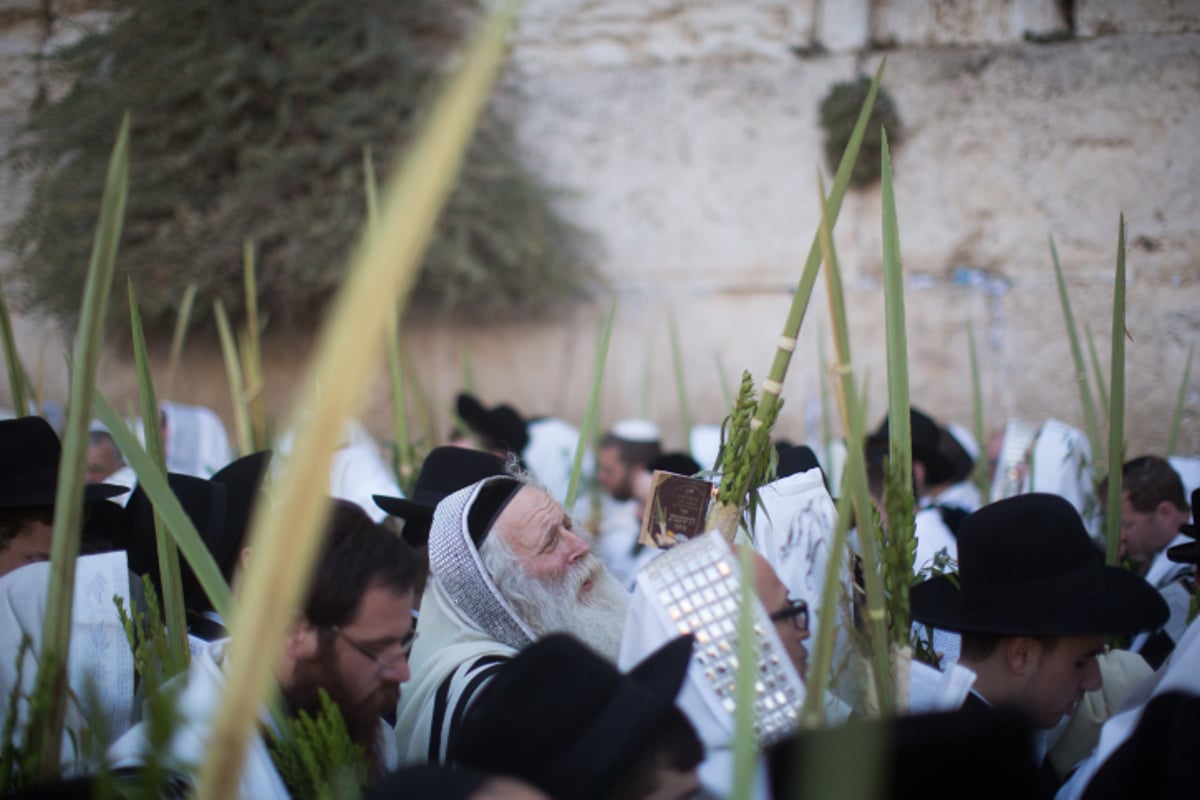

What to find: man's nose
left=381, top=655, right=411, bottom=684
left=563, top=528, right=590, bottom=562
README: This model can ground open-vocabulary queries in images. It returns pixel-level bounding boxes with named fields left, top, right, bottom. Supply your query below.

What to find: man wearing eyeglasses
left=110, top=500, right=424, bottom=798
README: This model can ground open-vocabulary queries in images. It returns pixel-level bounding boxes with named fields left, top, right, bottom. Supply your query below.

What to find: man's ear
left=283, top=615, right=320, bottom=663
left=1155, top=500, right=1180, bottom=525
left=1004, top=636, right=1038, bottom=676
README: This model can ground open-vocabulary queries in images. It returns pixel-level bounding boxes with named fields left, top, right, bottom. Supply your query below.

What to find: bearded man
left=109, top=500, right=421, bottom=798
left=394, top=475, right=630, bottom=765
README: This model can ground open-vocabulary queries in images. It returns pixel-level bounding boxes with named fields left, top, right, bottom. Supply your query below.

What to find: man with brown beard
left=394, top=475, right=631, bottom=765
left=108, top=500, right=422, bottom=798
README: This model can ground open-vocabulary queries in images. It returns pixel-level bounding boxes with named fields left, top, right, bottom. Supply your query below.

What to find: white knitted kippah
left=610, top=418, right=661, bottom=443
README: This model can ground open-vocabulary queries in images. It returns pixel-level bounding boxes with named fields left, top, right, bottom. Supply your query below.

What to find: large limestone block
left=817, top=0, right=870, bottom=52
left=1077, top=0, right=1200, bottom=37
left=513, top=0, right=803, bottom=72
left=872, top=0, right=1068, bottom=46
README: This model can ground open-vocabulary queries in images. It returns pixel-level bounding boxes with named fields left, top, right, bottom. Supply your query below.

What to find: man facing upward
left=109, top=500, right=421, bottom=798
left=395, top=474, right=630, bottom=765
left=1113, top=456, right=1194, bottom=667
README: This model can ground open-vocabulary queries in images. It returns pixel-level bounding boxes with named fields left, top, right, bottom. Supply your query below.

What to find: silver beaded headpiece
left=428, top=477, right=536, bottom=651
left=637, top=530, right=806, bottom=745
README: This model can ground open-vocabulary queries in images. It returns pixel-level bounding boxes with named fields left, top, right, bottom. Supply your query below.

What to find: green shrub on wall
left=818, top=75, right=903, bottom=188
left=6, top=0, right=596, bottom=337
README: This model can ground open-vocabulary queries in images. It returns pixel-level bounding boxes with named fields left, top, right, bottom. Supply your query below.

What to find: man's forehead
left=495, top=486, right=561, bottom=536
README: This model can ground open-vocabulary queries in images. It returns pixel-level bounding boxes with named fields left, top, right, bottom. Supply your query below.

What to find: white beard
left=482, top=542, right=629, bottom=661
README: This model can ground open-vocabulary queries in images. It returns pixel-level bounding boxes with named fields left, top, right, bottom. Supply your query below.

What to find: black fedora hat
left=865, top=408, right=959, bottom=487
left=0, top=416, right=126, bottom=508
left=124, top=451, right=270, bottom=611
left=910, top=493, right=1168, bottom=636
left=449, top=633, right=694, bottom=800
left=456, top=393, right=529, bottom=455
left=373, top=446, right=506, bottom=546
left=1166, top=488, right=1200, bottom=565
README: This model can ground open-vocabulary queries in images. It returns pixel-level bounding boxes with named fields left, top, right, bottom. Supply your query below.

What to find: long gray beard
left=482, top=542, right=629, bottom=661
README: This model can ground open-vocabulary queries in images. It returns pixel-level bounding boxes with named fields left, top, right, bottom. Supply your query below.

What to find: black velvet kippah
left=467, top=478, right=522, bottom=547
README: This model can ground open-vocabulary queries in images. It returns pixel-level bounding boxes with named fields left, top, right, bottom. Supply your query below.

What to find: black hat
left=123, top=451, right=270, bottom=612
left=449, top=634, right=694, bottom=800
left=910, top=493, right=1169, bottom=636
left=775, top=442, right=822, bottom=479
left=649, top=452, right=701, bottom=477
left=456, top=393, right=529, bottom=455
left=1166, top=488, right=1200, bottom=565
left=0, top=416, right=126, bottom=507
left=766, top=707, right=1043, bottom=800
left=373, top=447, right=506, bottom=546
left=364, top=765, right=491, bottom=800
left=865, top=408, right=959, bottom=487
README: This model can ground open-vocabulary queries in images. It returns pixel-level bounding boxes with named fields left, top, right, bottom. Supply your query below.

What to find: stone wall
left=0, top=0, right=1198, bottom=462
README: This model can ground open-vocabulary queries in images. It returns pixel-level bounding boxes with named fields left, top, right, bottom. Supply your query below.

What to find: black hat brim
left=1167, top=541, right=1200, bottom=565
left=0, top=480, right=128, bottom=509
left=910, top=566, right=1169, bottom=636
left=372, top=494, right=434, bottom=521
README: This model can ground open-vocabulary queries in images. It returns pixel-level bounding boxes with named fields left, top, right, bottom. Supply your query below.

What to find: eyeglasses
left=331, top=626, right=417, bottom=674
left=769, top=598, right=809, bottom=633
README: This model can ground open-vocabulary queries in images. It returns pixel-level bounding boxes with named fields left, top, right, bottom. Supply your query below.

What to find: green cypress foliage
left=8, top=0, right=595, bottom=337
left=267, top=689, right=368, bottom=800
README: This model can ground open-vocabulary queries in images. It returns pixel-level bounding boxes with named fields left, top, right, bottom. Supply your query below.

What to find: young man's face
left=328, top=584, right=416, bottom=715
left=288, top=583, right=415, bottom=768
left=0, top=517, right=54, bottom=577
left=1017, top=635, right=1105, bottom=729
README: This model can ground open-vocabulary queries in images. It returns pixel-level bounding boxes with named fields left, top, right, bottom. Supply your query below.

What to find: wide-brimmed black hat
left=0, top=416, right=126, bottom=508
left=456, top=393, right=529, bottom=455
left=124, top=451, right=270, bottom=611
left=449, top=634, right=694, bottom=800
left=911, top=493, right=1168, bottom=636
left=373, top=446, right=506, bottom=546
left=865, top=408, right=960, bottom=487
left=1166, top=488, right=1200, bottom=565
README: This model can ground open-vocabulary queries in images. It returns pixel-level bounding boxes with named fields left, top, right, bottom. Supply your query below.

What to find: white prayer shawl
left=0, top=552, right=136, bottom=776
left=750, top=468, right=841, bottom=653
left=523, top=417, right=587, bottom=515
left=595, top=498, right=655, bottom=591
left=688, top=424, right=722, bottom=473
left=393, top=478, right=533, bottom=765
left=1056, top=615, right=1200, bottom=800
left=160, top=402, right=233, bottom=479
left=274, top=420, right=402, bottom=523
left=1128, top=532, right=1195, bottom=654
left=913, top=507, right=958, bottom=574
left=619, top=531, right=815, bottom=799
left=107, top=639, right=290, bottom=799
left=1029, top=418, right=1102, bottom=539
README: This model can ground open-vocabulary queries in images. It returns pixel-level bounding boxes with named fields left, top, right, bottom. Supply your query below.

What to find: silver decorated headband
left=428, top=477, right=536, bottom=650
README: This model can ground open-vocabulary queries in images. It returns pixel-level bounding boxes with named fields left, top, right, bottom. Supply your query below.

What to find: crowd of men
left=0, top=393, right=1197, bottom=799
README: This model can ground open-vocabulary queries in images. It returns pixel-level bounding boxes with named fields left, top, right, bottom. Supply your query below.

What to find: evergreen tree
left=7, top=0, right=595, bottom=336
